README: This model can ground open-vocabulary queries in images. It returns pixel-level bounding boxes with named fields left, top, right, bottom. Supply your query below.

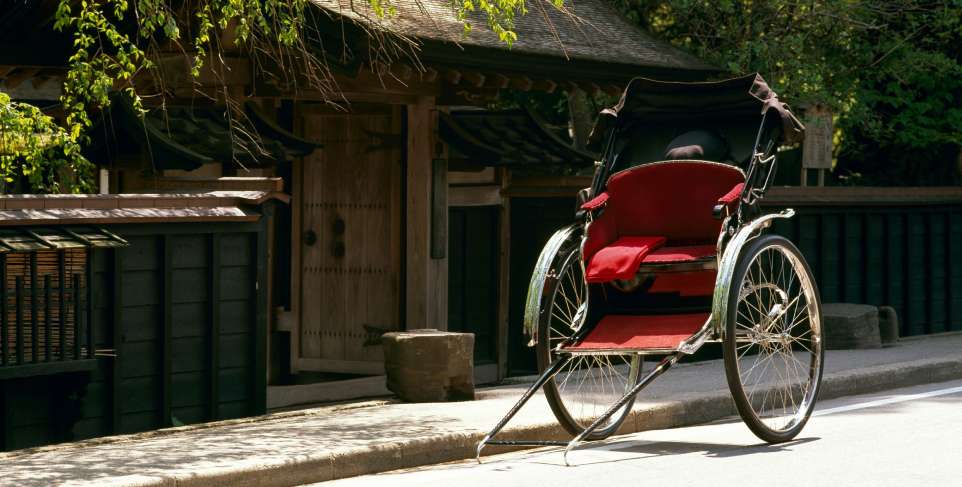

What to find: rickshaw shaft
left=476, top=355, right=574, bottom=462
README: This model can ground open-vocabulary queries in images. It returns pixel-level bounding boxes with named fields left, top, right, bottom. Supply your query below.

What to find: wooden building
left=0, top=0, right=716, bottom=410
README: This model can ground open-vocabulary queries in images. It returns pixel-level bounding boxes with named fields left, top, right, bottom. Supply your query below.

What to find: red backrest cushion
left=584, top=161, right=745, bottom=263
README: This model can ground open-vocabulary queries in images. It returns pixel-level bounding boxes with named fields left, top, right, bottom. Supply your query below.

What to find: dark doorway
left=448, top=206, right=500, bottom=364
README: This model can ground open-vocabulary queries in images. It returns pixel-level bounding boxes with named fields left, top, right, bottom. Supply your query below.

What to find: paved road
left=315, top=379, right=962, bottom=487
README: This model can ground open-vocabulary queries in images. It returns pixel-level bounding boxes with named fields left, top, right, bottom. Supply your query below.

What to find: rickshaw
left=477, top=74, right=824, bottom=464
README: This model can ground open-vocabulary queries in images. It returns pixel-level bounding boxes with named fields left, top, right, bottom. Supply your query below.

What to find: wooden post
left=289, top=105, right=304, bottom=374
left=496, top=169, right=511, bottom=380
left=0, top=254, right=6, bottom=366
left=208, top=233, right=221, bottom=420
left=406, top=97, right=448, bottom=330
left=161, top=237, right=172, bottom=426
left=30, top=253, right=38, bottom=363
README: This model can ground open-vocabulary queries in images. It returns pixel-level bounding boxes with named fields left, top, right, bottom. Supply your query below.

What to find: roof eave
left=416, top=40, right=720, bottom=83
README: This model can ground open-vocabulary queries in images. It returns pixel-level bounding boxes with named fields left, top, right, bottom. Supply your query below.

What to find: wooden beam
left=510, top=76, right=533, bottom=91
left=560, top=80, right=580, bottom=93
left=449, top=185, right=502, bottom=207
left=496, top=169, right=511, bottom=380
left=304, top=67, right=441, bottom=102
left=154, top=53, right=251, bottom=88
left=295, top=358, right=386, bottom=375
left=448, top=167, right=496, bottom=185
left=422, top=67, right=438, bottom=83
left=162, top=235, right=173, bottom=426
left=438, top=87, right=501, bottom=106
left=462, top=71, right=486, bottom=88
left=267, top=375, right=391, bottom=407
left=531, top=79, right=557, bottom=93
left=111, top=251, right=123, bottom=433
left=445, top=69, right=462, bottom=85
left=30, top=76, right=51, bottom=89
left=431, top=158, right=448, bottom=259
left=391, top=63, right=414, bottom=81
left=253, top=206, right=269, bottom=415
left=289, top=124, right=303, bottom=373
left=487, top=73, right=510, bottom=89
left=4, top=68, right=40, bottom=89
left=582, top=82, right=602, bottom=97
left=604, top=84, right=623, bottom=96
left=208, top=233, right=221, bottom=420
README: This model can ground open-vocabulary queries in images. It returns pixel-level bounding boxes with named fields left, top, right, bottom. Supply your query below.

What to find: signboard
left=802, top=105, right=834, bottom=169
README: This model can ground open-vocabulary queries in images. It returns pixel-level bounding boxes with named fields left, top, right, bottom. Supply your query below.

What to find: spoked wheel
left=723, top=234, right=824, bottom=443
left=527, top=230, right=642, bottom=439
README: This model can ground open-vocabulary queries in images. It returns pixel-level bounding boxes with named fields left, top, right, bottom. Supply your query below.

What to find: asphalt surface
left=316, top=378, right=962, bottom=487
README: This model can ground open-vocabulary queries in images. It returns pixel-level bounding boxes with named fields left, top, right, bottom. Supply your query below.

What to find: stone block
left=382, top=329, right=475, bottom=402
left=878, top=305, right=899, bottom=347
left=822, top=303, right=881, bottom=350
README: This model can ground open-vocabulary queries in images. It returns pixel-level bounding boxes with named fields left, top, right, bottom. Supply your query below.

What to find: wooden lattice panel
left=1, top=249, right=87, bottom=365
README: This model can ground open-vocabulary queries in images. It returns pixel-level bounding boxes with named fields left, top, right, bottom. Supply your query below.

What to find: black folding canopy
left=589, top=73, right=805, bottom=149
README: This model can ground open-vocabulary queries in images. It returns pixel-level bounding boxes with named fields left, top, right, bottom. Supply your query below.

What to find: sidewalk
left=5, top=333, right=962, bottom=487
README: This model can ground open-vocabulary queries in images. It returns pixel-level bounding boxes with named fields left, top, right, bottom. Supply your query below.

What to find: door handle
left=303, top=229, right=317, bottom=246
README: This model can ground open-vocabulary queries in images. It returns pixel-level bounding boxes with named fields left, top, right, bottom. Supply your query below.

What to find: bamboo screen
left=0, top=249, right=88, bottom=365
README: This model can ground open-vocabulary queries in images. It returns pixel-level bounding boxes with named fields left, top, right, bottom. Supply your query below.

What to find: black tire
left=723, top=234, right=824, bottom=443
left=532, top=243, right=641, bottom=439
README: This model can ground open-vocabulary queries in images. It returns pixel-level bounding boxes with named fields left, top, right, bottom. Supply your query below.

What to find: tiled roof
left=440, top=108, right=596, bottom=167
left=104, top=100, right=321, bottom=171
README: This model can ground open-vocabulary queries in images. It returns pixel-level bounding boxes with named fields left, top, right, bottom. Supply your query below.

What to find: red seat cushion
left=563, top=313, right=709, bottom=351
left=582, top=162, right=744, bottom=283
left=585, top=236, right=666, bottom=283
left=642, top=244, right=717, bottom=264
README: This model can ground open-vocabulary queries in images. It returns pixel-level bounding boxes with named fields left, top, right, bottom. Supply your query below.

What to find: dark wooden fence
left=764, top=187, right=962, bottom=337
left=0, top=222, right=268, bottom=451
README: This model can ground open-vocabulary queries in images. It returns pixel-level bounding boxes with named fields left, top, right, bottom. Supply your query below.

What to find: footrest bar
left=486, top=440, right=569, bottom=447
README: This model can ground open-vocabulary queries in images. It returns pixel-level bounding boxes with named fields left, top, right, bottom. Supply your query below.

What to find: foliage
left=0, top=93, right=94, bottom=193
left=620, top=0, right=962, bottom=185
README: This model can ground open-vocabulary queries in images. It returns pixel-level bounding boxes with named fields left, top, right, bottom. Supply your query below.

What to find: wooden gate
left=294, top=104, right=403, bottom=374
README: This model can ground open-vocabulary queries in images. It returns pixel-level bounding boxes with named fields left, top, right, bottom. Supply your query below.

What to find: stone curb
left=29, top=355, right=962, bottom=486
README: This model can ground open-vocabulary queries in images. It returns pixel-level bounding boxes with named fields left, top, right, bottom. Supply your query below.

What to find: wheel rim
left=732, top=243, right=822, bottom=433
left=544, top=248, right=642, bottom=431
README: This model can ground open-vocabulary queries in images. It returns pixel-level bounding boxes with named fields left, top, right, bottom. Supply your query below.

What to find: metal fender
left=523, top=223, right=583, bottom=345
left=710, top=209, right=796, bottom=335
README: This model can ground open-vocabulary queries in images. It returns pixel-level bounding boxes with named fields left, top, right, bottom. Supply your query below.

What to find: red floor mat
left=564, top=313, right=709, bottom=351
